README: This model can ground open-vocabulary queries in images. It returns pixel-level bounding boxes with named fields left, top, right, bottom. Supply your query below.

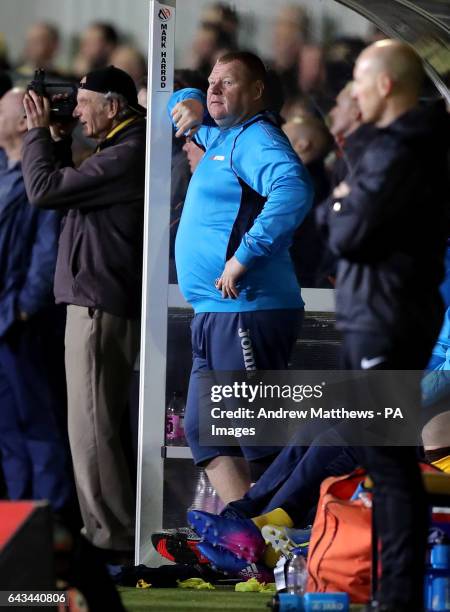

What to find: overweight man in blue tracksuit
left=168, top=52, right=313, bottom=503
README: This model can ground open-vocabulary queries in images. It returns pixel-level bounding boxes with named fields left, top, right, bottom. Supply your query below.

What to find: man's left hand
left=23, top=90, right=51, bottom=131
left=215, top=256, right=247, bottom=299
left=333, top=181, right=350, bottom=198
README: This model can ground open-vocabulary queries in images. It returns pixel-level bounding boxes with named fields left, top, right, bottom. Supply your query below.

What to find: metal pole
left=135, top=0, right=176, bottom=566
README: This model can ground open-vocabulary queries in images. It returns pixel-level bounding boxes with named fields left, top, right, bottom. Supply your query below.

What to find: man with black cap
left=22, top=66, right=146, bottom=561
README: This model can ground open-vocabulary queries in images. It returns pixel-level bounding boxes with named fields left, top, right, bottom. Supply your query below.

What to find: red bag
left=306, top=470, right=371, bottom=604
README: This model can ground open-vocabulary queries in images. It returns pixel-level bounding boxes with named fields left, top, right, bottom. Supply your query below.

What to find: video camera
left=27, top=68, right=78, bottom=120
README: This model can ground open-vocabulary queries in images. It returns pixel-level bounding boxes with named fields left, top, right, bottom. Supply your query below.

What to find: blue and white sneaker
left=261, top=524, right=311, bottom=557
left=187, top=509, right=265, bottom=563
left=197, top=541, right=274, bottom=583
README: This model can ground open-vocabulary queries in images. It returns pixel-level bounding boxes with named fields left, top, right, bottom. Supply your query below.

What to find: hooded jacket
left=22, top=118, right=145, bottom=319
left=322, top=101, right=449, bottom=340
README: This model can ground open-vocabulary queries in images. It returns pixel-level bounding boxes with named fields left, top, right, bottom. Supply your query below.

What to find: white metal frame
left=135, top=0, right=335, bottom=567
left=135, top=0, right=176, bottom=566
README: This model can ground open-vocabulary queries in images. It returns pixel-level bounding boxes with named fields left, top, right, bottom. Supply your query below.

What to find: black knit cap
left=80, top=65, right=146, bottom=115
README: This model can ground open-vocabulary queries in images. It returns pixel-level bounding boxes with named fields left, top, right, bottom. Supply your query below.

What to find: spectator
left=262, top=68, right=287, bottom=122
left=281, top=94, right=316, bottom=122
left=317, top=81, right=377, bottom=286
left=73, top=22, right=119, bottom=77
left=283, top=115, right=333, bottom=286
left=320, top=40, right=449, bottom=611
left=110, top=45, right=146, bottom=86
left=169, top=136, right=194, bottom=284
left=138, top=70, right=208, bottom=284
left=15, top=22, right=63, bottom=81
left=283, top=115, right=333, bottom=182
left=329, top=82, right=361, bottom=146
left=190, top=22, right=234, bottom=79
left=201, top=3, right=240, bottom=43
left=168, top=51, right=313, bottom=504
left=328, top=81, right=376, bottom=186
left=174, top=68, right=209, bottom=94
left=0, top=87, right=74, bottom=516
left=0, top=71, right=12, bottom=170
left=182, top=140, right=203, bottom=174
left=270, top=5, right=308, bottom=99
left=269, top=5, right=326, bottom=107
left=22, top=66, right=146, bottom=563
left=173, top=70, right=208, bottom=282
left=298, top=44, right=325, bottom=96
left=137, top=75, right=147, bottom=109
left=325, top=37, right=366, bottom=101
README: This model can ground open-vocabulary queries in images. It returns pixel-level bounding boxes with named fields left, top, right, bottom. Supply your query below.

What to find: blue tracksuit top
left=168, top=88, right=314, bottom=313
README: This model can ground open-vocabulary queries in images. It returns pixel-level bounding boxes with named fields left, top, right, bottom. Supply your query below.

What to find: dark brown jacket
left=22, top=118, right=146, bottom=318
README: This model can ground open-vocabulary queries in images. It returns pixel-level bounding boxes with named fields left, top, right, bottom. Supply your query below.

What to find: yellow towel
left=235, top=578, right=276, bottom=592
left=177, top=578, right=215, bottom=590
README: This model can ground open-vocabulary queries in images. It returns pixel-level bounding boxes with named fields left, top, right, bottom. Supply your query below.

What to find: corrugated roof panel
left=335, top=0, right=450, bottom=100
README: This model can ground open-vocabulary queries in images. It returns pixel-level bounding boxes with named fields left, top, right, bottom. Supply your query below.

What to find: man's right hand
left=24, top=90, right=51, bottom=130
left=171, top=99, right=204, bottom=139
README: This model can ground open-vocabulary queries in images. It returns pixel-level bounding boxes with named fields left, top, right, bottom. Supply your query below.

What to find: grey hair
left=103, top=91, right=135, bottom=120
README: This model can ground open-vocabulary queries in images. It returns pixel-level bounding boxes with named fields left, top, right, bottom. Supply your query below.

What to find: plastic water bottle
left=190, top=471, right=224, bottom=514
left=165, top=391, right=185, bottom=445
left=286, top=549, right=308, bottom=595
left=426, top=541, right=450, bottom=611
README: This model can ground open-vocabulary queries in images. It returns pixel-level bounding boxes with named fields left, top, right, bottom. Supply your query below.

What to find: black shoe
left=151, top=527, right=209, bottom=565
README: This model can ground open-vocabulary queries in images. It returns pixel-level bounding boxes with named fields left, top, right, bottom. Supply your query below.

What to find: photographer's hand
left=23, top=90, right=51, bottom=130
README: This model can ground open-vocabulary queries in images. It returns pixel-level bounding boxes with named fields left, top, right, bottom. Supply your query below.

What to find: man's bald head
left=359, top=39, right=424, bottom=95
left=353, top=39, right=424, bottom=126
left=0, top=88, right=26, bottom=121
left=283, top=115, right=333, bottom=164
left=0, top=88, right=27, bottom=153
left=329, top=81, right=361, bottom=138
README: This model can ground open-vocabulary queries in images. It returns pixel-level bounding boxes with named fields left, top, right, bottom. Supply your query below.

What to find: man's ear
left=297, top=137, right=310, bottom=154
left=253, top=80, right=264, bottom=102
left=17, top=114, right=27, bottom=135
left=377, top=71, right=393, bottom=98
left=349, top=101, right=361, bottom=123
left=107, top=97, right=120, bottom=119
